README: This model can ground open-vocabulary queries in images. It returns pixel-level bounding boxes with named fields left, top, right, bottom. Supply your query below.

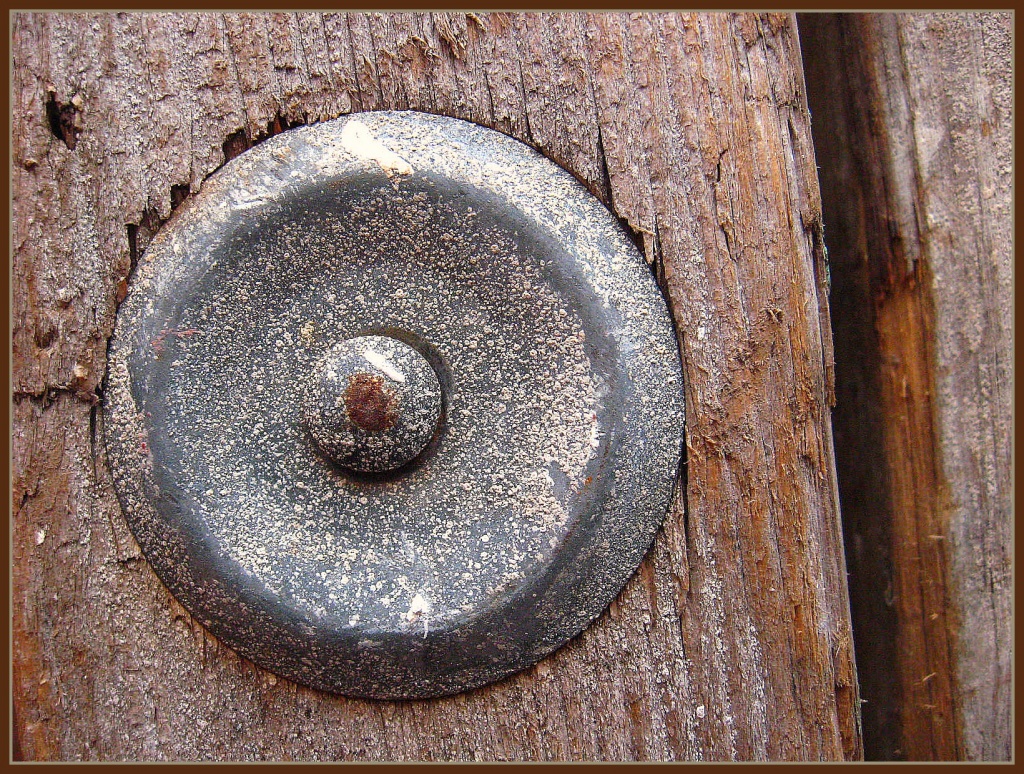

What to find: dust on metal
left=303, top=335, right=443, bottom=473
left=103, top=111, right=685, bottom=699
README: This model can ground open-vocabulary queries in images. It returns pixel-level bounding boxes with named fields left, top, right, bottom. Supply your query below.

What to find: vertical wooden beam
left=12, top=12, right=859, bottom=760
left=798, top=12, right=1012, bottom=761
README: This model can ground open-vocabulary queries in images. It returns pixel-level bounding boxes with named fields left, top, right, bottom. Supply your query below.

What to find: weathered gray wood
left=798, top=12, right=1012, bottom=761
left=12, top=12, right=859, bottom=761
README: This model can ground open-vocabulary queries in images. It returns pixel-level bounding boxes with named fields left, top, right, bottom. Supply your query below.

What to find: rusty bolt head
left=302, top=335, right=443, bottom=473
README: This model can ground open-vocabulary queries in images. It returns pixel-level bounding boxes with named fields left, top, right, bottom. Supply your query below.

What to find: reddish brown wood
left=799, top=12, right=1012, bottom=761
left=12, top=12, right=858, bottom=760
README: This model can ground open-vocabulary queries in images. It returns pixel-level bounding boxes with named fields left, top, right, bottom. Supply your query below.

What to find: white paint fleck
left=362, top=349, right=406, bottom=383
left=340, top=120, right=413, bottom=177
left=406, top=592, right=431, bottom=637
left=232, top=198, right=267, bottom=211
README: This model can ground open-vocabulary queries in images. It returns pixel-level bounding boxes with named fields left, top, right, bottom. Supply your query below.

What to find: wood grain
left=799, top=12, right=1012, bottom=761
left=12, top=12, right=858, bottom=760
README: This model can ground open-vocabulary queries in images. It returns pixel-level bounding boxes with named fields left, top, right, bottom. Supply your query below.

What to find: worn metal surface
left=103, top=110, right=684, bottom=699
left=303, top=335, right=444, bottom=473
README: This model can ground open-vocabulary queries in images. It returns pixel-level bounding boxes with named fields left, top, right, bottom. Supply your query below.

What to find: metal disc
left=104, top=111, right=685, bottom=699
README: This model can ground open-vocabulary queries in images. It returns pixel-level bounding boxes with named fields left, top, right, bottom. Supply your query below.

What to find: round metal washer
left=104, top=111, right=685, bottom=699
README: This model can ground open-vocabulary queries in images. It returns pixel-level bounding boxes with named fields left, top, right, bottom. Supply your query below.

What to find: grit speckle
left=103, top=111, right=684, bottom=699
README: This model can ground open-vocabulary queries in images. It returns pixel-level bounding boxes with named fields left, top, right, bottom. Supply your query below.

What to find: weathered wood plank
left=798, top=12, right=1012, bottom=761
left=13, top=12, right=858, bottom=760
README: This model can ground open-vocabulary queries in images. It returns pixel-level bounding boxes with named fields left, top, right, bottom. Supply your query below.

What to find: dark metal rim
left=103, top=110, right=685, bottom=699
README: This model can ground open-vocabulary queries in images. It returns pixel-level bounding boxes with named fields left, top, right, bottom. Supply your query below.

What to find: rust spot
left=344, top=372, right=399, bottom=432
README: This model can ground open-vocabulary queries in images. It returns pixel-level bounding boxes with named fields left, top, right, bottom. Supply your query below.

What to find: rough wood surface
left=12, top=12, right=858, bottom=761
left=798, top=12, right=1012, bottom=761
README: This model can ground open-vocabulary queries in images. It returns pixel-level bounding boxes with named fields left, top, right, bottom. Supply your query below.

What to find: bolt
left=302, top=335, right=443, bottom=473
